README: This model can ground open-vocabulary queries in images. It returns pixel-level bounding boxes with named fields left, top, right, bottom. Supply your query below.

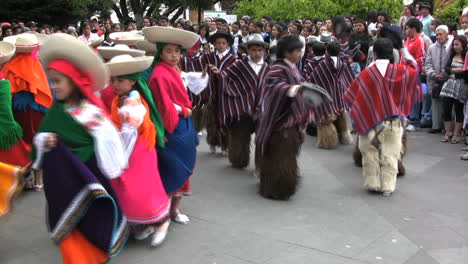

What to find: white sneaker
left=172, top=213, right=190, bottom=225
left=150, top=221, right=170, bottom=247
left=221, top=150, right=228, bottom=157
left=134, top=226, right=155, bottom=240
left=382, top=191, right=392, bottom=197
left=406, top=124, right=417, bottom=132
left=198, top=132, right=203, bottom=136
left=210, top=145, right=216, bottom=154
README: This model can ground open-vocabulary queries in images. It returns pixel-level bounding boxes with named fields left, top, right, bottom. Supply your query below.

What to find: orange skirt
left=0, top=162, right=23, bottom=217
left=59, top=229, right=109, bottom=264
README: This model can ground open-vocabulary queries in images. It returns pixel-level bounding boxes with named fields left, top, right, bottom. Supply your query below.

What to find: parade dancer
left=309, top=41, right=355, bottom=149
left=143, top=26, right=207, bottom=225
left=107, top=54, right=171, bottom=247
left=32, top=33, right=128, bottom=264
left=344, top=38, right=422, bottom=196
left=210, top=34, right=270, bottom=169
left=256, top=35, right=312, bottom=200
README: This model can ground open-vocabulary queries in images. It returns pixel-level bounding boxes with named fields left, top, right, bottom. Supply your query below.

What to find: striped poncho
left=218, top=56, right=270, bottom=126
left=255, top=60, right=312, bottom=153
left=309, top=55, right=355, bottom=124
left=344, top=60, right=422, bottom=135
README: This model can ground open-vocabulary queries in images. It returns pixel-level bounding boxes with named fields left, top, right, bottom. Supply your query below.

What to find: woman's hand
left=186, top=108, right=192, bottom=117
left=45, top=133, right=58, bottom=148
left=452, top=67, right=463, bottom=74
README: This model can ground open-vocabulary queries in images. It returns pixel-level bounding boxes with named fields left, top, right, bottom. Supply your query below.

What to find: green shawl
left=120, top=72, right=166, bottom=148
left=30, top=102, right=95, bottom=162
left=0, top=79, right=23, bottom=150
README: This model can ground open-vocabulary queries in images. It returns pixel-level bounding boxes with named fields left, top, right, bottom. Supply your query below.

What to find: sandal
left=441, top=134, right=452, bottom=142
left=461, top=146, right=468, bottom=151
left=451, top=135, right=462, bottom=144
left=33, top=184, right=43, bottom=192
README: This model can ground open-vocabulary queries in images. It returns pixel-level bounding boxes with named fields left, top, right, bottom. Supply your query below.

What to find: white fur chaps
left=358, top=118, right=403, bottom=193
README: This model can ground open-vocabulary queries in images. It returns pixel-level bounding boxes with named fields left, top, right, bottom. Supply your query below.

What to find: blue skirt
left=157, top=117, right=198, bottom=194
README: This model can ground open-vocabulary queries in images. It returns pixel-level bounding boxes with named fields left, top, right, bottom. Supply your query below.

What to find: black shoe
left=420, top=123, right=432, bottom=128
left=428, top=128, right=442, bottom=134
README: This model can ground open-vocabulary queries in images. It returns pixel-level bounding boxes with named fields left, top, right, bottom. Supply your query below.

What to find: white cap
left=435, top=25, right=449, bottom=34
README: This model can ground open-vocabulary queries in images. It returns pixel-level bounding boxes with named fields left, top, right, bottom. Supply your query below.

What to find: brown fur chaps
left=228, top=116, right=255, bottom=169
left=259, top=127, right=302, bottom=200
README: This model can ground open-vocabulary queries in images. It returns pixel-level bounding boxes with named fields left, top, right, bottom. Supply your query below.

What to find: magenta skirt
left=110, top=137, right=170, bottom=225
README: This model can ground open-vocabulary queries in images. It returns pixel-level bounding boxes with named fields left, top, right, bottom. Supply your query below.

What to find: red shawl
left=344, top=61, right=422, bottom=135
left=148, top=61, right=191, bottom=133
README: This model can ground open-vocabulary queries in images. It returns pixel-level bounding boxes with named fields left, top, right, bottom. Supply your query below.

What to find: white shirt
left=248, top=56, right=264, bottom=75
left=330, top=56, right=338, bottom=68
left=374, top=59, right=390, bottom=77
left=216, top=48, right=230, bottom=60
left=78, top=33, right=99, bottom=45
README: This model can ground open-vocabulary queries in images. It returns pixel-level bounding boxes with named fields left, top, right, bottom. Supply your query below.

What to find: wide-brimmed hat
left=135, top=40, right=157, bottom=53
left=0, top=41, right=16, bottom=65
left=245, top=33, right=269, bottom=48
left=319, top=32, right=332, bottom=43
left=208, top=30, right=233, bottom=45
left=107, top=54, right=153, bottom=76
left=28, top=32, right=49, bottom=45
left=39, top=33, right=109, bottom=91
left=110, top=31, right=144, bottom=46
left=89, top=35, right=104, bottom=47
left=98, top=44, right=145, bottom=60
left=3, top=33, right=39, bottom=53
left=142, top=26, right=199, bottom=50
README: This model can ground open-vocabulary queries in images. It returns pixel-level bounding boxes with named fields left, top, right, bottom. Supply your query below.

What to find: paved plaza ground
left=1, top=130, right=467, bottom=264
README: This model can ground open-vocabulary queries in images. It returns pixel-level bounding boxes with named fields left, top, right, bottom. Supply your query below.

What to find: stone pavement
left=1, top=130, right=467, bottom=264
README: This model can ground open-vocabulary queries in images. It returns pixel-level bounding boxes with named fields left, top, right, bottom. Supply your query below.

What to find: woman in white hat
left=143, top=26, right=207, bottom=225
left=106, top=54, right=171, bottom=247
left=2, top=33, right=52, bottom=190
left=32, top=33, right=128, bottom=264
left=0, top=41, right=30, bottom=217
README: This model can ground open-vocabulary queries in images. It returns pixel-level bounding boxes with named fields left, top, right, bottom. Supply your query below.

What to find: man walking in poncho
left=344, top=38, right=422, bottom=196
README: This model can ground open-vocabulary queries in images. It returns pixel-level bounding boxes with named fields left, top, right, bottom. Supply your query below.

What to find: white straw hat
left=97, top=44, right=145, bottom=60
left=28, top=31, right=49, bottom=45
left=135, top=40, right=157, bottom=53
left=142, top=26, right=199, bottom=49
left=89, top=35, right=104, bottom=47
left=39, top=33, right=109, bottom=91
left=3, top=33, right=39, bottom=53
left=0, top=41, right=16, bottom=65
left=107, top=55, right=153, bottom=76
left=110, top=32, right=144, bottom=46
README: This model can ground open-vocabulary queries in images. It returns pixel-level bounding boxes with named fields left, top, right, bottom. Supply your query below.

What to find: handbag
left=431, top=79, right=445, bottom=99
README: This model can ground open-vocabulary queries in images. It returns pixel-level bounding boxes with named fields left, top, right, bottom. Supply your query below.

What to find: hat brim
left=208, top=31, right=234, bottom=45
left=28, top=32, right=48, bottom=45
left=39, top=33, right=109, bottom=91
left=107, top=56, right=154, bottom=76
left=0, top=41, right=16, bottom=65
left=89, top=35, right=104, bottom=47
left=3, top=35, right=39, bottom=53
left=97, top=46, right=145, bottom=60
left=135, top=40, right=157, bottom=53
left=142, top=26, right=199, bottom=50
left=245, top=41, right=269, bottom=48
left=110, top=32, right=145, bottom=46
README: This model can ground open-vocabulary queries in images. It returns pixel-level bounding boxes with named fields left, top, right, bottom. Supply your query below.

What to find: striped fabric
left=302, top=55, right=326, bottom=80
left=182, top=52, right=237, bottom=108
left=219, top=57, right=270, bottom=126
left=344, top=60, right=422, bottom=135
left=256, top=60, right=312, bottom=154
left=309, top=55, right=355, bottom=124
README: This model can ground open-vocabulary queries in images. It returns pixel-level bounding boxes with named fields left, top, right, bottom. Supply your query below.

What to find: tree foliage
left=0, top=0, right=114, bottom=25
left=234, top=0, right=404, bottom=22
left=435, top=0, right=467, bottom=25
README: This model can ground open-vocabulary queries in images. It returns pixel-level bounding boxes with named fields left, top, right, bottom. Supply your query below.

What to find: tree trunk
left=170, top=7, right=185, bottom=24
